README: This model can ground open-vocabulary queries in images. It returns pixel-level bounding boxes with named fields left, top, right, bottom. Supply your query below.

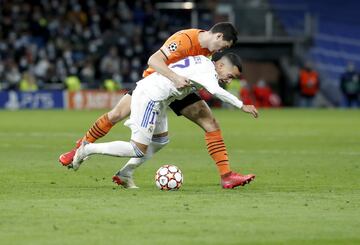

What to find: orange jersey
left=143, top=29, right=213, bottom=77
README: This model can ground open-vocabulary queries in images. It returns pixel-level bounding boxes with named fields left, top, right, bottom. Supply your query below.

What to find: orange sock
left=83, top=113, right=114, bottom=143
left=205, top=130, right=231, bottom=176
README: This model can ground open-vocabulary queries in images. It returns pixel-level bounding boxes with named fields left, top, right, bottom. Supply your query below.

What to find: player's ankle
left=221, top=171, right=232, bottom=178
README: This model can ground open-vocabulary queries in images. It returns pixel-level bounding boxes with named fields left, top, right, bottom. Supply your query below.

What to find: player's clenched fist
left=171, top=74, right=190, bottom=89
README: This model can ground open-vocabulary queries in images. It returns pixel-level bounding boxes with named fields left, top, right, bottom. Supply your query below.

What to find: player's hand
left=241, top=105, right=259, bottom=118
left=172, top=75, right=190, bottom=89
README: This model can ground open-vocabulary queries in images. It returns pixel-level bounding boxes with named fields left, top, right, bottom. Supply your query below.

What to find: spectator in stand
left=239, top=79, right=254, bottom=105
left=298, top=61, right=320, bottom=107
left=5, top=59, right=21, bottom=90
left=253, top=79, right=272, bottom=108
left=65, top=72, right=81, bottom=92
left=0, top=60, right=4, bottom=89
left=81, top=59, right=96, bottom=88
left=104, top=78, right=121, bottom=92
left=34, top=51, right=51, bottom=86
left=100, top=46, right=121, bottom=79
left=340, top=62, right=359, bottom=108
left=0, top=0, right=194, bottom=90
left=19, top=71, right=38, bottom=91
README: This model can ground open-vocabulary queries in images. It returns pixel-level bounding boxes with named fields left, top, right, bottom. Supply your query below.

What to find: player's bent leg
left=180, top=100, right=256, bottom=188
left=59, top=113, right=115, bottom=166
left=69, top=140, right=146, bottom=171
left=84, top=94, right=132, bottom=142
left=113, top=97, right=166, bottom=187
left=80, top=94, right=132, bottom=143
left=180, top=100, right=231, bottom=173
left=180, top=100, right=220, bottom=132
left=59, top=94, right=132, bottom=166
left=113, top=132, right=169, bottom=188
left=108, top=93, right=132, bottom=124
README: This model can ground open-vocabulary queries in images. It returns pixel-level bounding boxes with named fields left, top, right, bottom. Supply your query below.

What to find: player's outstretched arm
left=148, top=51, right=189, bottom=89
left=207, top=86, right=259, bottom=119
left=241, top=105, right=259, bottom=118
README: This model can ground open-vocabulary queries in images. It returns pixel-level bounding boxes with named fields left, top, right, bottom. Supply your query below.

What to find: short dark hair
left=209, top=22, right=238, bottom=44
left=223, top=52, right=243, bottom=74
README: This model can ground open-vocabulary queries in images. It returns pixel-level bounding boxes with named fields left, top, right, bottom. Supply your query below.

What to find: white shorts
left=124, top=87, right=168, bottom=145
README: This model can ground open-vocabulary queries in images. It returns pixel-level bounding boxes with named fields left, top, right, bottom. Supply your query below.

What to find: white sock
left=119, top=136, right=169, bottom=177
left=85, top=141, right=144, bottom=158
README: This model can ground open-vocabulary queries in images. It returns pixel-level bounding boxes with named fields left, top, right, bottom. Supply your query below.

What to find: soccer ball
left=155, top=164, right=183, bottom=190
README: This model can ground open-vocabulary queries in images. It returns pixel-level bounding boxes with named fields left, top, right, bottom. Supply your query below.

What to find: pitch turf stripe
left=210, top=149, right=227, bottom=156
left=94, top=122, right=106, bottom=134
left=206, top=140, right=223, bottom=147
left=141, top=101, right=154, bottom=127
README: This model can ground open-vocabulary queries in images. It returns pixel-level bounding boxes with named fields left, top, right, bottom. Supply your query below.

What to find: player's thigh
left=169, top=93, right=202, bottom=116
left=180, top=100, right=220, bottom=132
left=126, top=90, right=160, bottom=146
left=108, top=93, right=132, bottom=123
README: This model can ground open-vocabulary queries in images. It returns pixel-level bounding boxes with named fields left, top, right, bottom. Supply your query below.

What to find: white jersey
left=136, top=55, right=244, bottom=109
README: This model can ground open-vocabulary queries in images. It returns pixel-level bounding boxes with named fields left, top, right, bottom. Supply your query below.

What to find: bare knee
left=180, top=101, right=220, bottom=132
left=198, top=117, right=220, bottom=132
left=108, top=94, right=132, bottom=124
left=132, top=141, right=148, bottom=156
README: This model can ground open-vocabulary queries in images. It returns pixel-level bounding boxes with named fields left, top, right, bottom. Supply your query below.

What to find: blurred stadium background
left=1, top=0, right=359, bottom=110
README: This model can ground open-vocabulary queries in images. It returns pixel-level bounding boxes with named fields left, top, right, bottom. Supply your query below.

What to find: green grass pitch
left=0, top=109, right=359, bottom=245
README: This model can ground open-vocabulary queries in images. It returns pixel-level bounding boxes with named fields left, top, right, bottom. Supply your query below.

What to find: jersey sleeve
left=160, top=32, right=192, bottom=62
left=211, top=87, right=244, bottom=109
left=188, top=60, right=244, bottom=109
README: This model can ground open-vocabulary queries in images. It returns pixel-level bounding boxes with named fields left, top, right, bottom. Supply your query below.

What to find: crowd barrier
left=0, top=90, right=128, bottom=110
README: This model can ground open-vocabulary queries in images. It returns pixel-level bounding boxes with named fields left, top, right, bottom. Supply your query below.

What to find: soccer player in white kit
left=71, top=53, right=259, bottom=188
